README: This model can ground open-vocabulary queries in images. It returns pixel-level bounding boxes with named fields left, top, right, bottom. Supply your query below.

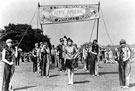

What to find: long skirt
left=118, top=60, right=131, bottom=86
left=90, top=54, right=98, bottom=75
left=2, top=63, right=15, bottom=91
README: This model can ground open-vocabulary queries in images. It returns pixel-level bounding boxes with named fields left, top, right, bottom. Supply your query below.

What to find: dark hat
left=67, top=38, right=73, bottom=42
left=60, top=38, right=64, bottom=42
left=120, top=39, right=126, bottom=45
left=93, top=39, right=97, bottom=42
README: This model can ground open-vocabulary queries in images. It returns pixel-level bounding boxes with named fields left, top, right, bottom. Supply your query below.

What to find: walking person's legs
left=46, top=61, right=50, bottom=78
left=71, top=69, right=74, bottom=84
left=90, top=54, right=95, bottom=75
left=59, top=58, right=62, bottom=71
left=125, top=61, right=131, bottom=88
left=83, top=58, right=86, bottom=71
left=95, top=56, right=99, bottom=76
left=67, top=69, right=71, bottom=84
left=8, top=66, right=15, bottom=91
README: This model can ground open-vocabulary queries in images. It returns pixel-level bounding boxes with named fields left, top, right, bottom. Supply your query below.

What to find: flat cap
left=6, top=39, right=12, bottom=44
left=120, top=39, right=126, bottom=45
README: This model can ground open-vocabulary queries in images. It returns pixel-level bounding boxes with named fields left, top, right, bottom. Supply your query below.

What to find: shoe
left=10, top=89, right=14, bottom=91
left=46, top=76, right=49, bottom=78
left=71, top=81, right=74, bottom=85
left=74, top=68, right=77, bottom=71
left=123, top=86, right=129, bottom=88
left=68, top=82, right=71, bottom=85
left=95, top=74, right=99, bottom=76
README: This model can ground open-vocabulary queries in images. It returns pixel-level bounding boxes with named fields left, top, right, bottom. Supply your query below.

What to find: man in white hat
left=2, top=39, right=18, bottom=91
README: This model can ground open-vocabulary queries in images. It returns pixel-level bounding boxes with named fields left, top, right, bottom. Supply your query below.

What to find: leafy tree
left=0, top=23, right=51, bottom=52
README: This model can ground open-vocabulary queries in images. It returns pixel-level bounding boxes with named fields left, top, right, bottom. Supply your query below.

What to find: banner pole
left=40, top=24, right=43, bottom=35
left=37, top=2, right=40, bottom=28
left=38, top=3, right=43, bottom=35
left=96, top=1, right=100, bottom=42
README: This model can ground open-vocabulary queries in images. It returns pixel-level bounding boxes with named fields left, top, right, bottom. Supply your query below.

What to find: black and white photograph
left=0, top=0, right=135, bottom=91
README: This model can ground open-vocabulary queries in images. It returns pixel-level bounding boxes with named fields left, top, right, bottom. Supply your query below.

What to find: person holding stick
left=2, top=39, right=18, bottom=91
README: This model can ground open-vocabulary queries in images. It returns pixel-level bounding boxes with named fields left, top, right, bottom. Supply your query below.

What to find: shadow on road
left=49, top=74, right=59, bottom=78
left=74, top=80, right=90, bottom=84
left=14, top=86, right=36, bottom=90
left=99, top=72, right=118, bottom=75
left=75, top=72, right=89, bottom=75
left=129, top=83, right=135, bottom=87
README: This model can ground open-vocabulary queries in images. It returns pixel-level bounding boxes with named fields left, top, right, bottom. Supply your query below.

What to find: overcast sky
left=0, top=0, right=134, bottom=46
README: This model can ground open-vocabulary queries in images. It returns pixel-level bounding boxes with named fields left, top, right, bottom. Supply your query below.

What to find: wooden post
left=40, top=24, right=43, bottom=34
left=37, top=2, right=40, bottom=29
left=38, top=3, right=43, bottom=35
left=96, top=2, right=100, bottom=42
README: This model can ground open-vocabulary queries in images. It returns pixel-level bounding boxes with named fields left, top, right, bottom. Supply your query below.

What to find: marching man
left=116, top=39, right=131, bottom=88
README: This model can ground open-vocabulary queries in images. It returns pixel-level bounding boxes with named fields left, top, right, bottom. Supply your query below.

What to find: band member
left=55, top=46, right=60, bottom=68
left=41, top=42, right=50, bottom=78
left=65, top=38, right=78, bottom=85
left=89, top=39, right=99, bottom=76
left=108, top=49, right=113, bottom=63
left=73, top=44, right=78, bottom=69
left=2, top=39, right=18, bottom=91
left=14, top=46, right=22, bottom=66
left=83, top=44, right=90, bottom=72
left=116, top=39, right=131, bottom=88
left=51, top=45, right=55, bottom=64
left=32, top=43, right=40, bottom=73
left=39, top=42, right=43, bottom=72
left=57, top=38, right=66, bottom=71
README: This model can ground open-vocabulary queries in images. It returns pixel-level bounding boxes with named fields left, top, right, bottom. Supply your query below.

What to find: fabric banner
left=40, top=4, right=99, bottom=24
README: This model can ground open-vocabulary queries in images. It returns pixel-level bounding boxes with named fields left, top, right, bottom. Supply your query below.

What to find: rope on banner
left=100, top=6, right=113, bottom=45
left=17, top=6, right=38, bottom=47
left=89, top=20, right=96, bottom=42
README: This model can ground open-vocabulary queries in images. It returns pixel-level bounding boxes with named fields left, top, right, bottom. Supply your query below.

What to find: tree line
left=0, top=23, right=51, bottom=52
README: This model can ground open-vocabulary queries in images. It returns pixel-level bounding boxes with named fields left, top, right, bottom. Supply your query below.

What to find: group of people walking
left=31, top=37, right=79, bottom=85
left=1, top=37, right=132, bottom=91
left=32, top=41, right=50, bottom=78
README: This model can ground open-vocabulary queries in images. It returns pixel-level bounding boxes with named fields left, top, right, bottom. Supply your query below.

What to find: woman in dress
left=2, top=39, right=18, bottom=91
left=65, top=38, right=78, bottom=85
